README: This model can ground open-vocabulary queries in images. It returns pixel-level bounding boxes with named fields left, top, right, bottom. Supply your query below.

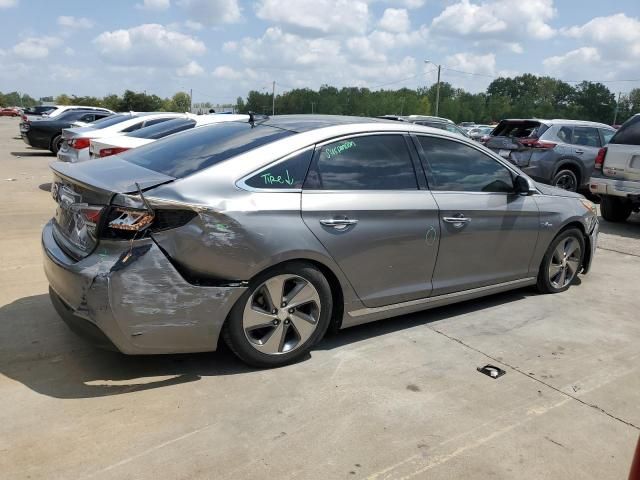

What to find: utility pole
left=613, top=91, right=622, bottom=125
left=189, top=88, right=193, bottom=113
left=311, top=101, right=316, bottom=114
left=272, top=81, right=276, bottom=116
left=425, top=60, right=442, bottom=117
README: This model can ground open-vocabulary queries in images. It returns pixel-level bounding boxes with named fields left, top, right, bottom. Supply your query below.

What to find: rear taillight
left=595, top=147, right=607, bottom=170
left=520, top=138, right=556, bottom=149
left=74, top=205, right=104, bottom=226
left=69, top=138, right=90, bottom=149
left=99, top=147, right=129, bottom=158
left=101, top=208, right=197, bottom=239
left=21, top=114, right=27, bottom=121
left=108, top=208, right=155, bottom=232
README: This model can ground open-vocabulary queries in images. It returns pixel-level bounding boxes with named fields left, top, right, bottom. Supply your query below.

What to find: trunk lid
left=485, top=120, right=549, bottom=165
left=49, top=159, right=175, bottom=259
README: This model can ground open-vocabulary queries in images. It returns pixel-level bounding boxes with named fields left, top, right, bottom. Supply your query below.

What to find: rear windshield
left=119, top=122, right=294, bottom=178
left=610, top=115, right=640, bottom=146
left=86, top=114, right=132, bottom=128
left=126, top=118, right=196, bottom=140
left=492, top=120, right=548, bottom=139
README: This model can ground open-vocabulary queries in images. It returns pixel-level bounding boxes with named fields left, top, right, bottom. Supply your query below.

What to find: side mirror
left=514, top=175, right=533, bottom=195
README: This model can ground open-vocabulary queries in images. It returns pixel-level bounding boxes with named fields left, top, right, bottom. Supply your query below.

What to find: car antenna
left=135, top=182, right=154, bottom=215
left=248, top=111, right=255, bottom=126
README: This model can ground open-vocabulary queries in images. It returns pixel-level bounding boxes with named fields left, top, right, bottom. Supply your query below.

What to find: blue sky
left=1, top=0, right=639, bottom=105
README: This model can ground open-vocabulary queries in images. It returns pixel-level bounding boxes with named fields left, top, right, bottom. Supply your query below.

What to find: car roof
left=260, top=114, right=394, bottom=133
left=501, top=118, right=612, bottom=128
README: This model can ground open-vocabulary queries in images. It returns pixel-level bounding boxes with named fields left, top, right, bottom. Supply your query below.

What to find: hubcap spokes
left=556, top=175, right=575, bottom=191
left=243, top=275, right=321, bottom=355
left=549, top=238, right=581, bottom=288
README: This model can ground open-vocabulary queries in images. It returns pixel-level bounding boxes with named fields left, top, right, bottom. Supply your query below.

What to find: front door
left=301, top=134, right=440, bottom=308
left=415, top=135, right=540, bottom=296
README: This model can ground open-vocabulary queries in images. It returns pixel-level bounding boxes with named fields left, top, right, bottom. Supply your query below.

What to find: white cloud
left=0, top=0, right=18, bottom=7
left=562, top=14, right=640, bottom=62
left=378, top=8, right=410, bottom=33
left=57, top=16, right=94, bottom=29
left=177, top=0, right=241, bottom=25
left=431, top=0, right=556, bottom=44
left=388, top=0, right=424, bottom=8
left=93, top=24, right=205, bottom=68
left=136, top=0, right=170, bottom=10
left=12, top=37, right=62, bottom=59
left=255, top=0, right=370, bottom=36
left=212, top=65, right=243, bottom=80
left=184, top=20, right=203, bottom=30
left=445, top=52, right=496, bottom=76
left=177, top=60, right=204, bottom=76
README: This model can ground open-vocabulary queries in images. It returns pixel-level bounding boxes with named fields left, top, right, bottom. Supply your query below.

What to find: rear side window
left=600, top=129, right=615, bottom=145
left=610, top=115, right=640, bottom=146
left=88, top=114, right=132, bottom=128
left=121, top=121, right=145, bottom=133
left=119, top=122, right=293, bottom=178
left=244, top=149, right=313, bottom=190
left=572, top=127, right=601, bottom=147
left=305, top=135, right=417, bottom=190
left=418, top=136, right=514, bottom=193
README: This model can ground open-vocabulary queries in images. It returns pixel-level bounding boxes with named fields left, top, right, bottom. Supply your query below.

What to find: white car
left=24, top=105, right=113, bottom=122
left=89, top=114, right=249, bottom=158
left=57, top=112, right=186, bottom=163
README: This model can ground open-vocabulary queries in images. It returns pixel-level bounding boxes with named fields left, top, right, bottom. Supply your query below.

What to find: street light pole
left=425, top=60, right=442, bottom=117
left=272, top=81, right=276, bottom=116
left=613, top=91, right=622, bottom=125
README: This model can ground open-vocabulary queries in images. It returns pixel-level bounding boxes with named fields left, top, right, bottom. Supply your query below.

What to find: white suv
left=589, top=114, right=640, bottom=222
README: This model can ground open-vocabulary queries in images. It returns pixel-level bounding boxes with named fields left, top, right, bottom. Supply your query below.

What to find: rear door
left=415, top=135, right=540, bottom=295
left=603, top=115, right=640, bottom=182
left=569, top=126, right=602, bottom=179
left=301, top=134, right=440, bottom=308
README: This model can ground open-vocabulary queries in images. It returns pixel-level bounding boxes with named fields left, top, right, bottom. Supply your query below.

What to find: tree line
left=2, top=74, right=639, bottom=125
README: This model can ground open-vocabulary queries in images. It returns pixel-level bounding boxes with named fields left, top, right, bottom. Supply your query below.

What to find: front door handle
left=320, top=218, right=358, bottom=230
left=442, top=215, right=471, bottom=228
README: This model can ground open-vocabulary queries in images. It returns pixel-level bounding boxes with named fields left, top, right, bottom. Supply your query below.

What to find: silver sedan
left=42, top=115, right=599, bottom=367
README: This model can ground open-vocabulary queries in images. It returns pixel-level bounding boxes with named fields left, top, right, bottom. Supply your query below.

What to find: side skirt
left=343, top=277, right=536, bottom=328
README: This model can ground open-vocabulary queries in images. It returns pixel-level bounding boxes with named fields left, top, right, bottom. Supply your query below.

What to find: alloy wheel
left=548, top=237, right=581, bottom=289
left=554, top=173, right=576, bottom=191
left=242, top=274, right=321, bottom=355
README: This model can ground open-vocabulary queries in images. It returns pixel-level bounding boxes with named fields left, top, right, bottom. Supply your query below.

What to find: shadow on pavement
left=598, top=214, right=640, bottom=240
left=0, top=287, right=533, bottom=400
left=38, top=183, right=52, bottom=192
left=10, top=151, right=54, bottom=157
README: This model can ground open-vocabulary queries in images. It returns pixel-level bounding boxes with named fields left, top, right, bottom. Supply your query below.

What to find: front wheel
left=537, top=228, right=585, bottom=294
left=223, top=262, right=333, bottom=367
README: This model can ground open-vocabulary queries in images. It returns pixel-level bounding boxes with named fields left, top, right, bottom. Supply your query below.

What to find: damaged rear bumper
left=42, top=220, right=247, bottom=354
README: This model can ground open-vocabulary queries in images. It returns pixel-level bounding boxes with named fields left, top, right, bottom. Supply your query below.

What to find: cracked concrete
left=0, top=118, right=639, bottom=479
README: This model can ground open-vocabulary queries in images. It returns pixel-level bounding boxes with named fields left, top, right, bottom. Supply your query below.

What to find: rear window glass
left=610, top=115, right=640, bottom=146
left=493, top=121, right=548, bottom=139
left=87, top=114, right=131, bottom=128
left=119, top=122, right=293, bottom=178
left=127, top=118, right=196, bottom=139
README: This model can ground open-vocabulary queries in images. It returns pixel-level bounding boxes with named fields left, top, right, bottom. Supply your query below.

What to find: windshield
left=119, top=121, right=293, bottom=178
left=126, top=118, right=196, bottom=140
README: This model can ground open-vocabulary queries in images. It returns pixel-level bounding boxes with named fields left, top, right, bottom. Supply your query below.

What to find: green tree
left=55, top=94, right=73, bottom=105
left=170, top=92, right=191, bottom=112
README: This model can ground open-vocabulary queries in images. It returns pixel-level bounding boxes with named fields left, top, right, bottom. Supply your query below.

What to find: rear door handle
left=320, top=218, right=358, bottom=230
left=442, top=215, right=471, bottom=228
left=575, top=149, right=585, bottom=154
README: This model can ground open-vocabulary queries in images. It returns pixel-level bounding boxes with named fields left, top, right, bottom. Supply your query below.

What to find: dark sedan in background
left=21, top=109, right=111, bottom=154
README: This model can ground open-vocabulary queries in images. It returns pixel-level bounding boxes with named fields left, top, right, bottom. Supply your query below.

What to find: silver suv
left=485, top=119, right=616, bottom=191
left=42, top=115, right=598, bottom=367
left=589, top=113, right=640, bottom=222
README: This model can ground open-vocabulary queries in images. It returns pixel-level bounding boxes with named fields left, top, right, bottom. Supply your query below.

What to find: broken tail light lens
left=107, top=208, right=154, bottom=231
left=99, top=147, right=130, bottom=158
left=520, top=138, right=557, bottom=149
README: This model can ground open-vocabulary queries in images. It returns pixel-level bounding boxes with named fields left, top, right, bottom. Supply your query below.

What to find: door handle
left=320, top=218, right=358, bottom=230
left=442, top=215, right=471, bottom=228
left=575, top=149, right=584, bottom=154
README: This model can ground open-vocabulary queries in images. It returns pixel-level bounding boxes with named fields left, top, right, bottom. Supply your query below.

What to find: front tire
left=537, top=228, right=585, bottom=294
left=600, top=195, right=632, bottom=223
left=223, top=262, right=333, bottom=368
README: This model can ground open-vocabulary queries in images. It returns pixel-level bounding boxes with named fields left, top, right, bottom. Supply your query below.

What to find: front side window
left=418, top=136, right=514, bottom=193
left=245, top=150, right=313, bottom=190
left=305, top=135, right=417, bottom=190
left=572, top=127, right=601, bottom=147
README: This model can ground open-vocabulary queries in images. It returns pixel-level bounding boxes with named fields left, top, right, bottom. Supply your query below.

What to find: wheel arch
left=553, top=159, right=584, bottom=186
left=553, top=220, right=591, bottom=272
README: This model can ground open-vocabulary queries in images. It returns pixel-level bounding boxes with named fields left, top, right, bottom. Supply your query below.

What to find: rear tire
left=552, top=169, right=578, bottom=192
left=600, top=195, right=632, bottom=223
left=50, top=134, right=63, bottom=155
left=223, top=262, right=333, bottom=368
left=537, top=228, right=585, bottom=294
